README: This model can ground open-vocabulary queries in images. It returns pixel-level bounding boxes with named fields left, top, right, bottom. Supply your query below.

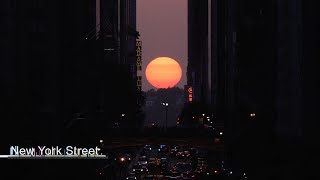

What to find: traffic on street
left=100, top=144, right=248, bottom=180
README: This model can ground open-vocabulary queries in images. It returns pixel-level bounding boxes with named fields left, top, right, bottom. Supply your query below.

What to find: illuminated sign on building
left=136, top=40, right=142, bottom=91
left=136, top=40, right=142, bottom=71
left=188, top=86, right=193, bottom=102
left=137, top=76, right=142, bottom=90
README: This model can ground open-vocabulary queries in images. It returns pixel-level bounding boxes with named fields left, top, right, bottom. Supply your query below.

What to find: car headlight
left=141, top=169, right=143, bottom=171
left=133, top=169, right=135, bottom=171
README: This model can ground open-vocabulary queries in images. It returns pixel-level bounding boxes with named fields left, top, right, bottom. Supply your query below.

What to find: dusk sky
left=137, top=0, right=187, bottom=91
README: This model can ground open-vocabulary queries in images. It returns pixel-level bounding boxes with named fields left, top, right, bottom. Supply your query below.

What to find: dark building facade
left=207, top=0, right=319, bottom=175
left=119, top=0, right=142, bottom=129
left=0, top=0, right=139, bottom=148
left=187, top=0, right=209, bottom=104
left=188, top=0, right=318, bottom=149
left=211, top=0, right=238, bottom=127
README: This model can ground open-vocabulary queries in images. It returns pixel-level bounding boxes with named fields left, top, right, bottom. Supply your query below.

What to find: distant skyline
left=137, top=0, right=187, bottom=91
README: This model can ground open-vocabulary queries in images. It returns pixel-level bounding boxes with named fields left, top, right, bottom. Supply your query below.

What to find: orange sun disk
left=145, top=57, right=182, bottom=89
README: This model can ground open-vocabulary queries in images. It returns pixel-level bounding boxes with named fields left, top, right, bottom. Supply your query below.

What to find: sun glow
left=145, top=57, right=182, bottom=89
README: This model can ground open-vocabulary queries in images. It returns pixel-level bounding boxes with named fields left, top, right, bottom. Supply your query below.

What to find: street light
left=161, top=102, right=169, bottom=132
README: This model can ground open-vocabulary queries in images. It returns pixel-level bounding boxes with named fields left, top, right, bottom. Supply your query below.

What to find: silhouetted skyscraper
left=187, top=0, right=209, bottom=105
left=187, top=0, right=318, bottom=154
left=210, top=0, right=317, bottom=148
left=0, top=0, right=140, bottom=147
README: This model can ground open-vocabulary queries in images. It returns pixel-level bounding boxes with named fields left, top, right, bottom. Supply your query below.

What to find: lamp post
left=161, top=102, right=169, bottom=132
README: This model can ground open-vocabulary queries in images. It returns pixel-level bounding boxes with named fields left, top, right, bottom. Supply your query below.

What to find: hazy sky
left=137, top=0, right=187, bottom=91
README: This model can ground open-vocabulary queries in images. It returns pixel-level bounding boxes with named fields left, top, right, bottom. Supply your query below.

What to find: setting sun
left=145, top=57, right=182, bottom=89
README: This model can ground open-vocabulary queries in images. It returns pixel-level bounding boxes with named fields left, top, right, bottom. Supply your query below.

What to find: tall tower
left=187, top=0, right=208, bottom=104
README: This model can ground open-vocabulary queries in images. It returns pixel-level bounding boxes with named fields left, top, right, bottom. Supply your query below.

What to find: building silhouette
left=187, top=0, right=209, bottom=105
left=188, top=0, right=318, bottom=148
left=0, top=0, right=140, bottom=148
left=186, top=0, right=319, bottom=176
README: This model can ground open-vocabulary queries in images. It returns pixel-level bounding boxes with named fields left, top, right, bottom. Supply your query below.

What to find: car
left=181, top=171, right=196, bottom=179
left=197, top=160, right=207, bottom=166
left=195, top=166, right=203, bottom=174
left=183, top=151, right=191, bottom=158
left=138, top=155, right=148, bottom=165
left=114, top=153, right=131, bottom=164
left=170, top=171, right=182, bottom=177
left=148, top=157, right=161, bottom=165
left=210, top=162, right=230, bottom=177
left=157, top=144, right=168, bottom=153
left=144, top=144, right=152, bottom=151
left=132, top=164, right=144, bottom=174
left=142, top=165, right=149, bottom=173
left=194, top=165, right=209, bottom=177
left=148, top=157, right=156, bottom=163
left=170, top=149, right=178, bottom=156
left=126, top=173, right=137, bottom=180
left=175, top=151, right=184, bottom=158
left=126, top=177, right=137, bottom=180
left=210, top=164, right=230, bottom=178
left=196, top=158, right=207, bottom=167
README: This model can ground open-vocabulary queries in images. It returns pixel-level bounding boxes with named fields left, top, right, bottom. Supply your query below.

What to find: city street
left=101, top=143, right=247, bottom=180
